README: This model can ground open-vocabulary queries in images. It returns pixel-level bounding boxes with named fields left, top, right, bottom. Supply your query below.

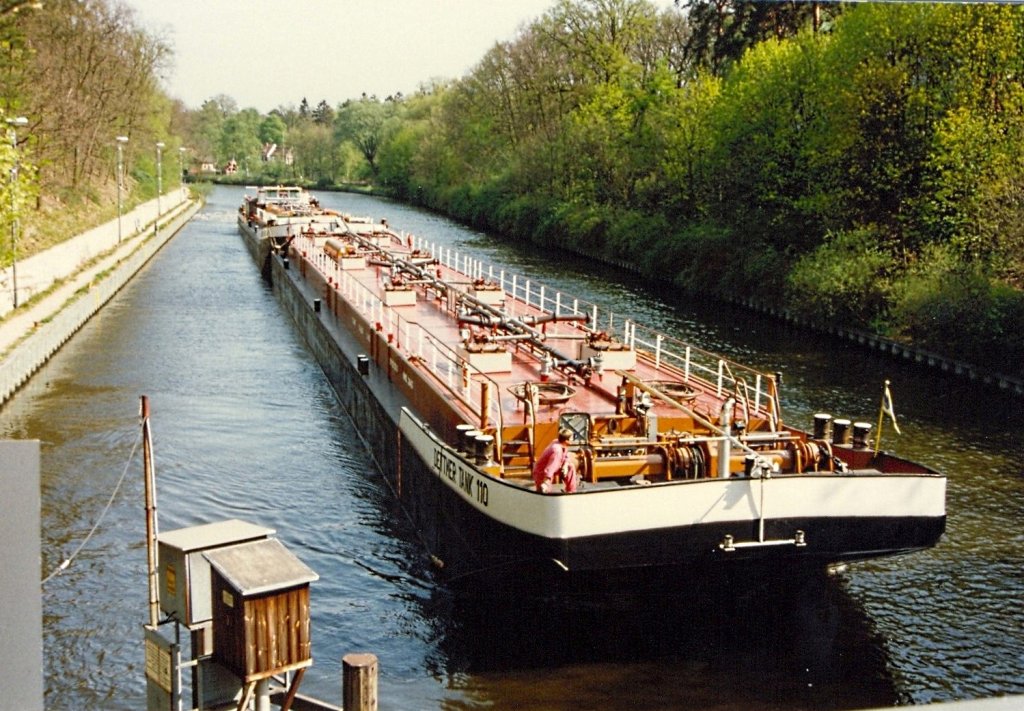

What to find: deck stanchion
left=342, top=653, right=378, bottom=711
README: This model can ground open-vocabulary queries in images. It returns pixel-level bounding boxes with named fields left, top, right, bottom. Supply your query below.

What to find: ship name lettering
left=432, top=448, right=458, bottom=483
left=458, top=468, right=474, bottom=496
left=431, top=448, right=488, bottom=507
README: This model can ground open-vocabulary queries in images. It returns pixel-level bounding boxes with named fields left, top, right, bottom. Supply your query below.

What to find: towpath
left=0, top=189, right=192, bottom=356
left=0, top=189, right=198, bottom=404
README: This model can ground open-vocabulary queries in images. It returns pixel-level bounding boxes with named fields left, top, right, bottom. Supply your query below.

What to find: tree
left=334, top=98, right=392, bottom=177
left=679, top=0, right=837, bottom=74
left=258, top=114, right=286, bottom=147
left=218, top=108, right=261, bottom=168
left=18, top=0, right=171, bottom=190
left=311, top=100, right=334, bottom=125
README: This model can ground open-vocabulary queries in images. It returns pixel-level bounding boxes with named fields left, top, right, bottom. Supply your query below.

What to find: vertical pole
left=7, top=118, right=26, bottom=308
left=480, top=381, right=491, bottom=430
left=254, top=678, right=271, bottom=711
left=115, top=136, right=128, bottom=245
left=178, top=146, right=186, bottom=200
left=342, top=653, right=378, bottom=711
left=141, top=395, right=160, bottom=628
left=8, top=152, right=16, bottom=308
left=155, top=141, right=164, bottom=235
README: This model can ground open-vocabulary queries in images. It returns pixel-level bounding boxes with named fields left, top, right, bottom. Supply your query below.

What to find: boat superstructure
left=238, top=188, right=946, bottom=584
left=240, top=185, right=346, bottom=248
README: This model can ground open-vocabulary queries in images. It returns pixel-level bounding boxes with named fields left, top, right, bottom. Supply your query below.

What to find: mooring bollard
left=342, top=653, right=378, bottom=711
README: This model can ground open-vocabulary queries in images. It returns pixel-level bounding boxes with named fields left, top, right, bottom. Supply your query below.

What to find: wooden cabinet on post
left=203, top=538, right=318, bottom=706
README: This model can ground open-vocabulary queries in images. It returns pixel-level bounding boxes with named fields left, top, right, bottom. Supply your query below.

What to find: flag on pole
left=882, top=380, right=901, bottom=435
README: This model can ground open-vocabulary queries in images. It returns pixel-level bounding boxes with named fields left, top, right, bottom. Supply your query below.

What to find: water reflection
left=427, top=572, right=896, bottom=710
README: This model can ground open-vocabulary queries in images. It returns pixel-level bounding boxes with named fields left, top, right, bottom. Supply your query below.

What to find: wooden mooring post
left=342, top=653, right=378, bottom=711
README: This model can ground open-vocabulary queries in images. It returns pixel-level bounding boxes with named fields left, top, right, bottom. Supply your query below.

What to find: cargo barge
left=239, top=186, right=946, bottom=588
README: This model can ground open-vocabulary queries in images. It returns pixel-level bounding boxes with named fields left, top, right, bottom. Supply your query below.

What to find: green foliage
left=258, top=114, right=287, bottom=147
left=889, top=245, right=1024, bottom=373
left=681, top=0, right=838, bottom=74
left=376, top=124, right=422, bottom=198
left=219, top=109, right=262, bottom=166
left=334, top=98, right=394, bottom=176
left=785, top=228, right=892, bottom=327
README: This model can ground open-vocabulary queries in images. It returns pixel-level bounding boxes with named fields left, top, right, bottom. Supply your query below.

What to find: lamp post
left=7, top=116, right=27, bottom=309
left=116, top=136, right=128, bottom=244
left=155, top=141, right=164, bottom=235
left=178, top=146, right=187, bottom=200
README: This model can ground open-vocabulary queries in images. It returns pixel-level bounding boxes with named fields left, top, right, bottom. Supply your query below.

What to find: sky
left=123, top=0, right=623, bottom=113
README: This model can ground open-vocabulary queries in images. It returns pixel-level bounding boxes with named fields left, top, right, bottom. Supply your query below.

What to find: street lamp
left=7, top=116, right=28, bottom=309
left=116, top=136, right=128, bottom=244
left=155, top=141, right=164, bottom=235
left=178, top=146, right=186, bottom=199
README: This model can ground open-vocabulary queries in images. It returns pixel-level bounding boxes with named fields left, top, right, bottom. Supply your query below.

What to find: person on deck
left=533, top=429, right=578, bottom=493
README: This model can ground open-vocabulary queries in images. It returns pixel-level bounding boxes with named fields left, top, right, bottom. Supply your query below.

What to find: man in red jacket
left=533, top=429, right=578, bottom=493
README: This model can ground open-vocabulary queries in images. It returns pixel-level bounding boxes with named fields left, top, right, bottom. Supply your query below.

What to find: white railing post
left=655, top=334, right=663, bottom=370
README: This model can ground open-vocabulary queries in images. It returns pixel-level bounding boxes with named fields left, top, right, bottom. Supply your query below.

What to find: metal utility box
left=157, top=519, right=274, bottom=628
left=204, top=538, right=318, bottom=683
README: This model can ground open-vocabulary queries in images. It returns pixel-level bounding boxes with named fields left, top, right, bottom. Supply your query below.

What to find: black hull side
left=395, top=430, right=944, bottom=587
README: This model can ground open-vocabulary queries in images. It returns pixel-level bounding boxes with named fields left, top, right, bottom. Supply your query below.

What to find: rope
left=41, top=427, right=142, bottom=586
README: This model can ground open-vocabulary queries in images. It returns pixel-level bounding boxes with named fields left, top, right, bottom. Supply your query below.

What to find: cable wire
left=41, top=428, right=142, bottom=586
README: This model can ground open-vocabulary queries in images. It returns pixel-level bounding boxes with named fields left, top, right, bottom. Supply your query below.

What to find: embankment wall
left=0, top=202, right=200, bottom=407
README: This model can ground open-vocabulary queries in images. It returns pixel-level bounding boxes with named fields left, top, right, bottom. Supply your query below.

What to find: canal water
left=3, top=185, right=1021, bottom=709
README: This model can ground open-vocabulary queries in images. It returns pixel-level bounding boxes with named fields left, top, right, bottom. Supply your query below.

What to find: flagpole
left=874, top=380, right=889, bottom=457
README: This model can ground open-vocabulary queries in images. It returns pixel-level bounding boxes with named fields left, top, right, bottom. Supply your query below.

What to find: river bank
left=0, top=190, right=200, bottom=407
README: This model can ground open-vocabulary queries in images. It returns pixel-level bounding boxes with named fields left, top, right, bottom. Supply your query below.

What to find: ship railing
left=415, top=236, right=780, bottom=427
left=297, top=236, right=506, bottom=453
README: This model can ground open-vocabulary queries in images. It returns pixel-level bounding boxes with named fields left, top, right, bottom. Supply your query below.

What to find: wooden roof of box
left=203, top=538, right=318, bottom=596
